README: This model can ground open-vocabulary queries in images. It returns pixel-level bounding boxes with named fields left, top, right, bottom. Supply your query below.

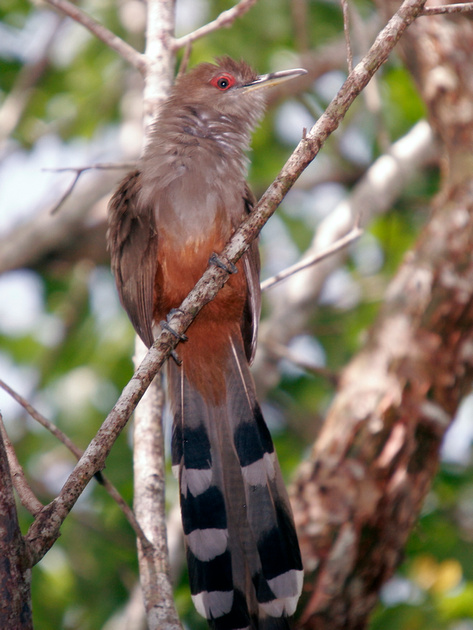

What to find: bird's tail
left=168, top=329, right=303, bottom=630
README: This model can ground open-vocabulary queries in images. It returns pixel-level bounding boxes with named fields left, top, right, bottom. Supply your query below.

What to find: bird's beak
left=241, top=67, right=308, bottom=93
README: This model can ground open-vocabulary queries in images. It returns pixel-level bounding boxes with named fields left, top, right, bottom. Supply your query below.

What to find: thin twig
left=0, top=379, right=82, bottom=458
left=173, top=0, right=258, bottom=49
left=0, top=414, right=44, bottom=516
left=261, top=226, right=363, bottom=291
left=44, top=163, right=137, bottom=173
left=177, top=41, right=193, bottom=78
left=43, top=163, right=136, bottom=215
left=0, top=379, right=149, bottom=544
left=44, top=0, right=145, bottom=72
left=49, top=170, right=82, bottom=215
left=421, top=2, right=473, bottom=15
left=341, top=0, right=354, bottom=72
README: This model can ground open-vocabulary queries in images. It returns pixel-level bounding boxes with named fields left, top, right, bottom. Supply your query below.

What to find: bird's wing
left=107, top=169, right=158, bottom=348
left=241, top=183, right=261, bottom=364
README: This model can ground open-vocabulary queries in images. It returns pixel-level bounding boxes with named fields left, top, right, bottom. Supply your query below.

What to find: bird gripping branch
left=108, top=56, right=306, bottom=630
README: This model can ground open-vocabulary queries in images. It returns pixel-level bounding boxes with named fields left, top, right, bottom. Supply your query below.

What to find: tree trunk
left=0, top=427, right=32, bottom=629
left=292, top=4, right=473, bottom=629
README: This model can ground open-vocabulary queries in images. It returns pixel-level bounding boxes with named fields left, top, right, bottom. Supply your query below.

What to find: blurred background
left=1, top=0, right=473, bottom=628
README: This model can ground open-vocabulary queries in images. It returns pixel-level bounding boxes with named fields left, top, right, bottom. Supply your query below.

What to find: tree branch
left=0, top=415, right=43, bottom=516
left=44, top=163, right=135, bottom=215
left=142, top=0, right=176, bottom=129
left=261, top=225, right=362, bottom=292
left=43, top=0, right=145, bottom=72
left=341, top=0, right=354, bottom=73
left=294, top=157, right=473, bottom=630
left=172, top=0, right=258, bottom=50
left=0, top=378, right=148, bottom=546
left=135, top=3, right=181, bottom=628
left=421, top=1, right=473, bottom=15
left=133, top=341, right=182, bottom=630
left=0, top=415, right=32, bottom=629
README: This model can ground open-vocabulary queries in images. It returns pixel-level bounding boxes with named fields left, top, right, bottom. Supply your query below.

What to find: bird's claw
left=209, top=252, right=238, bottom=274
left=160, top=316, right=188, bottom=342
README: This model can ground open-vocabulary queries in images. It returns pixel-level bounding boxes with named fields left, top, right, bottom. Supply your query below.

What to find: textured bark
left=133, top=372, right=183, bottom=630
left=0, top=427, right=32, bottom=629
left=293, top=4, right=473, bottom=630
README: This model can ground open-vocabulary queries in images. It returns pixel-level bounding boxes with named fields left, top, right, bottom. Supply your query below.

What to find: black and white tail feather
left=169, top=331, right=303, bottom=630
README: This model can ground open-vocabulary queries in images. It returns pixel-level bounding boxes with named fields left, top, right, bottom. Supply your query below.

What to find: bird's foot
left=160, top=313, right=187, bottom=366
left=209, top=252, right=238, bottom=274
left=160, top=311, right=188, bottom=343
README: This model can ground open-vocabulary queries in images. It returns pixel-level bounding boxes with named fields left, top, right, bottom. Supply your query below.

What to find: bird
left=107, top=56, right=306, bottom=630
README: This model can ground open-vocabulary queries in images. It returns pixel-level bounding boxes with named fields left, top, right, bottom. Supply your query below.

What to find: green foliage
left=382, top=65, right=427, bottom=140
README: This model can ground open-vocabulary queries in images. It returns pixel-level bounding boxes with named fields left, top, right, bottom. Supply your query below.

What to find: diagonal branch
left=0, top=378, right=148, bottom=545
left=23, top=0, right=427, bottom=568
left=43, top=0, right=145, bottom=72
left=0, top=378, right=82, bottom=458
left=172, top=0, right=258, bottom=50
left=44, top=163, right=135, bottom=215
left=260, top=225, right=362, bottom=292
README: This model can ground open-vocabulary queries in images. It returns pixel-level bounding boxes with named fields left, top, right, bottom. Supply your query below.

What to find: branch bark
left=133, top=3, right=181, bottom=628
left=0, top=415, right=32, bottom=630
left=43, top=0, right=145, bottom=71
left=133, top=342, right=183, bottom=630
left=172, top=0, right=258, bottom=50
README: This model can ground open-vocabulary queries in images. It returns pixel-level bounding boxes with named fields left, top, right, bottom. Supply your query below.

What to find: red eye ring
left=211, top=73, right=236, bottom=91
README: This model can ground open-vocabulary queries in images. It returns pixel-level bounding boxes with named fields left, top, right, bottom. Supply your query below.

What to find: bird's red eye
left=211, top=73, right=236, bottom=91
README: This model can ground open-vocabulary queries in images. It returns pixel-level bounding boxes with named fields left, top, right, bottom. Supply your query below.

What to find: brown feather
left=107, top=170, right=158, bottom=347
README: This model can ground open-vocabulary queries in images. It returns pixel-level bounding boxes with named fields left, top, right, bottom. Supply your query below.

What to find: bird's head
left=169, top=56, right=307, bottom=126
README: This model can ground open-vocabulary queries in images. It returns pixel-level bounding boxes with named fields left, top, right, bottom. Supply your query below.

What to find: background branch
left=0, top=378, right=148, bottom=544
left=3, top=0, right=463, bottom=626
left=261, top=225, right=362, bottom=292
left=173, top=0, right=258, bottom=49
left=421, top=1, right=473, bottom=15
left=43, top=0, right=145, bottom=71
